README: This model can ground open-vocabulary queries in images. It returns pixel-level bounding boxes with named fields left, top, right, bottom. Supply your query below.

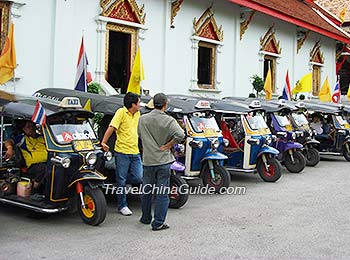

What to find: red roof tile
left=228, top=0, right=350, bottom=43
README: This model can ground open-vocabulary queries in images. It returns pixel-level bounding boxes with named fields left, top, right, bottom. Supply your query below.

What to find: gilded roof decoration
left=260, top=26, right=281, bottom=54
left=310, top=41, right=324, bottom=63
left=171, top=0, right=184, bottom=28
left=193, top=6, right=223, bottom=41
left=100, top=0, right=145, bottom=24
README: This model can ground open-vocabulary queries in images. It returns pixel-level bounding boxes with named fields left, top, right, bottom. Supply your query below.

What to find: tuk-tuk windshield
left=50, top=121, right=97, bottom=144
left=335, top=115, right=349, bottom=127
left=275, top=114, right=292, bottom=127
left=291, top=113, right=309, bottom=127
left=189, top=115, right=220, bottom=133
left=245, top=113, right=268, bottom=130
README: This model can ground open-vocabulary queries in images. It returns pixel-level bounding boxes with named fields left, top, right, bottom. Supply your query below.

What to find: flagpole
left=13, top=66, right=16, bottom=94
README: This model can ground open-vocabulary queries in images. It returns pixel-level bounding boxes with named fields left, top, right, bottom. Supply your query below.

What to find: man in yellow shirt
left=101, top=92, right=142, bottom=216
left=5, top=120, right=48, bottom=192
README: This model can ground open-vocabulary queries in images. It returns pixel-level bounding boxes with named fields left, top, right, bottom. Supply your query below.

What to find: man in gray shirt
left=138, top=93, right=185, bottom=231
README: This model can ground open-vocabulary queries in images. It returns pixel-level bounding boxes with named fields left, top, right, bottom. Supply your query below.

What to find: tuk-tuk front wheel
left=77, top=186, right=107, bottom=226
left=169, top=174, right=189, bottom=209
left=257, top=156, right=282, bottom=182
left=302, top=147, right=320, bottom=167
left=284, top=150, right=306, bottom=173
left=201, top=163, right=231, bottom=193
left=343, top=143, right=350, bottom=162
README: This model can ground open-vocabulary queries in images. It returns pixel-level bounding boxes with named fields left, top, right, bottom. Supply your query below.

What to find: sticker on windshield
left=62, top=132, right=74, bottom=142
left=198, top=122, right=205, bottom=131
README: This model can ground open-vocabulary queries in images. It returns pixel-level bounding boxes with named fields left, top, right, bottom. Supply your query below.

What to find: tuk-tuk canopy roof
left=1, top=98, right=56, bottom=120
left=166, top=95, right=215, bottom=114
left=34, top=88, right=125, bottom=115
left=259, top=99, right=298, bottom=113
left=0, top=90, right=16, bottom=106
left=1, top=96, right=94, bottom=121
left=303, top=101, right=342, bottom=114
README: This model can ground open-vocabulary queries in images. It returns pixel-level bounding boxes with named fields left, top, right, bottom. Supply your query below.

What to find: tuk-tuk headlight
left=177, top=144, right=185, bottom=153
left=211, top=139, right=220, bottom=149
left=104, top=151, right=113, bottom=161
left=61, top=157, right=71, bottom=168
left=223, top=138, right=229, bottom=147
left=86, top=152, right=97, bottom=165
left=51, top=156, right=71, bottom=168
left=265, top=135, right=272, bottom=144
left=189, top=140, right=203, bottom=149
left=272, top=135, right=277, bottom=142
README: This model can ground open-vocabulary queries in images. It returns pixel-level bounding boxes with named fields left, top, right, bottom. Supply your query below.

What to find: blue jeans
left=114, top=152, right=143, bottom=210
left=140, top=163, right=171, bottom=229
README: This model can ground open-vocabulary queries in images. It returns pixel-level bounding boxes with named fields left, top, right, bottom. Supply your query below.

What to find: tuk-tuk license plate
left=73, top=140, right=94, bottom=151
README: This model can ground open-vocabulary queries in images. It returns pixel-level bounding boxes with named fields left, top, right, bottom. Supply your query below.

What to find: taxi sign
left=195, top=100, right=211, bottom=109
left=59, top=97, right=82, bottom=109
left=277, top=99, right=286, bottom=107
left=295, top=101, right=305, bottom=108
left=249, top=100, right=261, bottom=109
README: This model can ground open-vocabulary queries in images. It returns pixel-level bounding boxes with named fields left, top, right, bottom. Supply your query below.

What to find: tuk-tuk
left=166, top=95, right=231, bottom=193
left=303, top=101, right=350, bottom=161
left=288, top=101, right=320, bottom=166
left=215, top=98, right=282, bottom=182
left=34, top=88, right=189, bottom=208
left=0, top=96, right=110, bottom=225
left=260, top=100, right=307, bottom=173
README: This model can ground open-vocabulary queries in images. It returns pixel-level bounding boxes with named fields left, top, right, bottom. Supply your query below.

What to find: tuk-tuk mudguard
left=304, top=139, right=320, bottom=146
left=276, top=141, right=303, bottom=152
left=67, top=170, right=106, bottom=188
left=201, top=152, right=228, bottom=162
left=257, top=146, right=279, bottom=158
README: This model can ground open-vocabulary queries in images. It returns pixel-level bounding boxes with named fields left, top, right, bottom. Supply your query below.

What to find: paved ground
left=1, top=156, right=350, bottom=260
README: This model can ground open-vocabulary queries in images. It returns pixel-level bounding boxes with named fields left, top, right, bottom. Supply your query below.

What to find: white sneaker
left=119, top=206, right=132, bottom=216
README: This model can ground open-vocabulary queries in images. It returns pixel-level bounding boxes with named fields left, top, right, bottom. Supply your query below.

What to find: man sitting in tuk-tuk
left=4, top=120, right=48, bottom=193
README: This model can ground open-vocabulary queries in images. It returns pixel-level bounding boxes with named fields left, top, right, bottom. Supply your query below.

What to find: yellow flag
left=347, top=83, right=350, bottom=102
left=0, top=23, right=17, bottom=84
left=292, top=72, right=312, bottom=94
left=264, top=67, right=272, bottom=100
left=127, top=47, right=144, bottom=95
left=319, top=76, right=331, bottom=102
left=339, top=7, right=346, bottom=24
left=83, top=98, right=92, bottom=112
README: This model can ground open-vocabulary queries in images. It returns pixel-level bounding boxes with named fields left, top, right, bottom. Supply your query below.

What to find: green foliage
left=88, top=82, right=102, bottom=94
left=250, top=74, right=264, bottom=97
left=92, top=112, right=104, bottom=132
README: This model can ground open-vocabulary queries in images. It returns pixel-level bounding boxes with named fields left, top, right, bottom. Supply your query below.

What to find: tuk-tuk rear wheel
left=302, top=147, right=320, bottom=167
left=201, top=163, right=231, bottom=193
left=257, top=156, right=282, bottom=182
left=169, top=174, right=189, bottom=209
left=77, top=186, right=107, bottom=226
left=343, top=144, right=350, bottom=162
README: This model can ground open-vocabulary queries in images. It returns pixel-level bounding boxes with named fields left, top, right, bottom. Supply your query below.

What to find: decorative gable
left=310, top=41, right=324, bottom=63
left=193, top=6, right=223, bottom=42
left=260, top=26, right=281, bottom=54
left=100, top=0, right=145, bottom=24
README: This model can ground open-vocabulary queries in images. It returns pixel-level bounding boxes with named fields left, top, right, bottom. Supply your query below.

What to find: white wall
left=2, top=0, right=339, bottom=99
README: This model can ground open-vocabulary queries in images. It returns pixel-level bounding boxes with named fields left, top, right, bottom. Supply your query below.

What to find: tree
left=250, top=74, right=264, bottom=98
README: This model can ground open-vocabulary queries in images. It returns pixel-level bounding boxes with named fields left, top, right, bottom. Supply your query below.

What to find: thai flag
left=74, top=37, right=91, bottom=92
left=282, top=70, right=292, bottom=101
left=31, top=100, right=46, bottom=125
left=331, top=80, right=341, bottom=103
